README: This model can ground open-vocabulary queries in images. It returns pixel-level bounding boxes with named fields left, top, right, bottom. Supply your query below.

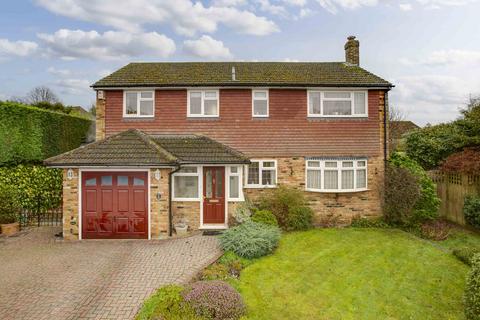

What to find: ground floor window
left=227, top=166, right=243, bottom=200
left=173, top=167, right=199, bottom=200
left=306, top=158, right=367, bottom=192
left=246, top=160, right=277, bottom=188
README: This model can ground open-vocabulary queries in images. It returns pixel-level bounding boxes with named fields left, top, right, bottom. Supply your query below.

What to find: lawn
left=236, top=228, right=469, bottom=320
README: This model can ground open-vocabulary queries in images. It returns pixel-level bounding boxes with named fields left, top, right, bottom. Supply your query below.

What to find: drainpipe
left=168, top=164, right=181, bottom=237
left=384, top=91, right=389, bottom=165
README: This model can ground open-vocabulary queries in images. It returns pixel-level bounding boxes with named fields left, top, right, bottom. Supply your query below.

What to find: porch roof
left=44, top=129, right=250, bottom=167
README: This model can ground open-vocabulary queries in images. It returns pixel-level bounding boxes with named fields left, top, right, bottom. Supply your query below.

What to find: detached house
left=45, top=36, right=393, bottom=240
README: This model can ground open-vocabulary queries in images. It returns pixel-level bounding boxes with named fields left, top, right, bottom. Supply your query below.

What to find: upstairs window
left=124, top=91, right=154, bottom=117
left=306, top=159, right=367, bottom=192
left=188, top=90, right=219, bottom=117
left=308, top=91, right=367, bottom=117
left=246, top=160, right=277, bottom=188
left=252, top=90, right=269, bottom=117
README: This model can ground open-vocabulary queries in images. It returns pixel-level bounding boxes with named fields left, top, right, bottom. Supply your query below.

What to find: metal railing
left=19, top=208, right=62, bottom=228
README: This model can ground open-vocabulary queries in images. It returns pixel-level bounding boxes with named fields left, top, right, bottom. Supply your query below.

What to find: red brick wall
left=104, top=89, right=385, bottom=158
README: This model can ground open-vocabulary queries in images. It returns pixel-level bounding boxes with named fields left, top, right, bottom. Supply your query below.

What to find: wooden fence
left=430, top=171, right=480, bottom=225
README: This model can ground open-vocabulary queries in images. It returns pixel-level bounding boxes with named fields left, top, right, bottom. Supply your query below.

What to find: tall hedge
left=0, top=101, right=93, bottom=165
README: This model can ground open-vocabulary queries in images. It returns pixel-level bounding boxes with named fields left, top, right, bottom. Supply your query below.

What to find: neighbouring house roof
left=389, top=121, right=420, bottom=140
left=91, top=62, right=393, bottom=88
left=44, top=129, right=250, bottom=167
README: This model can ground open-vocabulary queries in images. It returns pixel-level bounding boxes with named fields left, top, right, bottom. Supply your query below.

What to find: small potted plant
left=174, top=218, right=189, bottom=236
left=0, top=186, right=20, bottom=236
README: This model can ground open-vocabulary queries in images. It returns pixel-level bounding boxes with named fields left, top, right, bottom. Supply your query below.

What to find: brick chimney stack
left=345, top=36, right=360, bottom=66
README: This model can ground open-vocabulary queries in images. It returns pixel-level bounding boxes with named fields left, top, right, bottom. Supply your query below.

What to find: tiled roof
left=44, top=129, right=249, bottom=167
left=92, top=62, right=393, bottom=88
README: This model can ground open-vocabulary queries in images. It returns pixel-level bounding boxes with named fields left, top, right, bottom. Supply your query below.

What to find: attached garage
left=81, top=172, right=148, bottom=239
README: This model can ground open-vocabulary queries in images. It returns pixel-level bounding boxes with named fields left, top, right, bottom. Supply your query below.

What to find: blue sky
left=1, top=0, right=479, bottom=125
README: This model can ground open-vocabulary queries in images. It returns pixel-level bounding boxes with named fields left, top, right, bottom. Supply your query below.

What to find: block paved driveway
left=0, top=227, right=221, bottom=320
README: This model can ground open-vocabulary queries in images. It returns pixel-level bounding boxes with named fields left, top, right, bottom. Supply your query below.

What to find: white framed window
left=245, top=160, right=277, bottom=188
left=187, top=90, right=219, bottom=117
left=227, top=166, right=244, bottom=201
left=123, top=91, right=154, bottom=117
left=307, top=91, right=367, bottom=117
left=305, top=159, right=367, bottom=192
left=172, top=167, right=200, bottom=200
left=252, top=90, right=269, bottom=117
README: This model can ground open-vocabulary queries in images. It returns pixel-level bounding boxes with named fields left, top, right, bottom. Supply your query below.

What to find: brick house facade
left=47, top=36, right=392, bottom=240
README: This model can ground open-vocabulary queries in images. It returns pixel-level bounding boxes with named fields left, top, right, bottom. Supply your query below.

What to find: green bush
left=232, top=199, right=254, bottom=224
left=0, top=165, right=62, bottom=211
left=0, top=101, right=93, bottom=165
left=389, top=153, right=440, bottom=224
left=200, top=264, right=230, bottom=281
left=258, top=185, right=313, bottom=231
left=0, top=185, right=20, bottom=224
left=464, top=196, right=480, bottom=229
left=453, top=247, right=480, bottom=266
left=465, top=254, right=480, bottom=320
left=219, top=221, right=281, bottom=259
left=285, top=206, right=313, bottom=231
left=350, top=217, right=390, bottom=228
left=251, top=209, right=278, bottom=227
left=218, top=251, right=252, bottom=277
left=135, top=285, right=202, bottom=320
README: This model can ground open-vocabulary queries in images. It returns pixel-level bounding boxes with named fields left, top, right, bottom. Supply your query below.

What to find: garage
left=81, top=172, right=148, bottom=239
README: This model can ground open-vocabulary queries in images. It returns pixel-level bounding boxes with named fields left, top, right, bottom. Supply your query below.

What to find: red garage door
left=82, top=172, right=148, bottom=239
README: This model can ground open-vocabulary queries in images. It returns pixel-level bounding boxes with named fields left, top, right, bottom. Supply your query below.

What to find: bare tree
left=24, top=86, right=60, bottom=105
left=388, top=105, right=407, bottom=153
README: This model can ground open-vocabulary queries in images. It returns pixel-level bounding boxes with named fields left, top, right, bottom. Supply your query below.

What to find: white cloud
left=0, top=38, right=38, bottom=57
left=256, top=0, right=288, bottom=16
left=47, top=66, right=72, bottom=76
left=399, top=3, right=413, bottom=10
left=315, top=0, right=378, bottom=13
left=35, top=0, right=278, bottom=36
left=401, top=50, right=480, bottom=67
left=415, top=0, right=478, bottom=9
left=37, top=29, right=176, bottom=60
left=183, top=35, right=233, bottom=59
left=54, top=78, right=91, bottom=95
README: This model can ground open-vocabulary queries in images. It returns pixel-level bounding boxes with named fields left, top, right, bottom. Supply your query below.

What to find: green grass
left=435, top=227, right=480, bottom=251
left=237, top=228, right=469, bottom=320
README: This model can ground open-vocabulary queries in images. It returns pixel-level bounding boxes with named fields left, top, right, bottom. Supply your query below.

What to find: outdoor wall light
left=67, top=168, right=74, bottom=180
left=154, top=169, right=161, bottom=181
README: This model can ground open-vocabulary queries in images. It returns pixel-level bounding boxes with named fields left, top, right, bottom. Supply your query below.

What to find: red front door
left=82, top=172, right=148, bottom=239
left=203, top=167, right=225, bottom=224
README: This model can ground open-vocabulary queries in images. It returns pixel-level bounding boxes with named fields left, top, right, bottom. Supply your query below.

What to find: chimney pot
left=345, top=36, right=360, bottom=66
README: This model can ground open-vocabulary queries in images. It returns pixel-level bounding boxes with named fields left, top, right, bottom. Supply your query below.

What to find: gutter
left=168, top=163, right=182, bottom=237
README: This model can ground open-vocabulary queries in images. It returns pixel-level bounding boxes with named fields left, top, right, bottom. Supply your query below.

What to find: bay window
left=173, top=167, right=199, bottom=200
left=246, top=160, right=277, bottom=187
left=188, top=90, right=219, bottom=117
left=123, top=91, right=154, bottom=117
left=306, top=159, right=367, bottom=192
left=308, top=91, right=367, bottom=117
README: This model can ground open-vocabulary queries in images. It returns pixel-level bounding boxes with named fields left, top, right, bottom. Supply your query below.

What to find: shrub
left=350, top=216, right=389, bottom=228
left=420, top=220, right=451, bottom=241
left=285, top=206, right=313, bottom=231
left=232, top=199, right=254, bottom=224
left=251, top=209, right=278, bottom=227
left=219, top=221, right=281, bottom=259
left=135, top=285, right=201, bottom=320
left=465, top=254, right=480, bottom=320
left=258, top=185, right=313, bottom=231
left=0, top=101, right=93, bottom=165
left=218, top=251, right=252, bottom=277
left=454, top=247, right=480, bottom=266
left=183, top=281, right=246, bottom=320
left=464, top=196, right=480, bottom=230
left=0, top=185, right=20, bottom=224
left=200, top=264, right=230, bottom=281
left=388, top=153, right=440, bottom=224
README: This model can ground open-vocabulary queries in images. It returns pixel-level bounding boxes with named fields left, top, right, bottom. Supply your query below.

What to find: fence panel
left=430, top=171, right=480, bottom=225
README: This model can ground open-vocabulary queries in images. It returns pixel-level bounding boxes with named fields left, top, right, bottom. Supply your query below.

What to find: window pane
left=204, top=99, right=218, bottom=115
left=101, top=176, right=112, bottom=186
left=126, top=92, right=137, bottom=115
left=179, top=167, right=197, bottom=173
left=341, top=170, right=354, bottom=189
left=205, top=91, right=217, bottom=98
left=357, top=169, right=366, bottom=188
left=85, top=178, right=96, bottom=186
left=190, top=92, right=202, bottom=114
left=354, top=92, right=366, bottom=114
left=133, top=178, right=145, bottom=186
left=325, top=161, right=337, bottom=168
left=229, top=176, right=239, bottom=198
left=262, top=169, right=276, bottom=186
left=357, top=160, right=366, bottom=167
left=140, top=100, right=153, bottom=116
left=174, top=176, right=198, bottom=198
left=254, top=91, right=267, bottom=99
left=309, top=92, right=321, bottom=114
left=253, top=100, right=268, bottom=116
left=323, top=100, right=352, bottom=115
left=263, top=161, right=275, bottom=168
left=307, top=169, right=321, bottom=189
left=215, top=169, right=223, bottom=197
left=342, top=161, right=354, bottom=168
left=248, top=162, right=259, bottom=184
left=324, top=92, right=351, bottom=99
left=324, top=170, right=338, bottom=189
left=205, top=170, right=212, bottom=198
left=230, top=166, right=238, bottom=174
left=117, top=176, right=128, bottom=186
left=141, top=91, right=153, bottom=99
left=308, top=161, right=320, bottom=168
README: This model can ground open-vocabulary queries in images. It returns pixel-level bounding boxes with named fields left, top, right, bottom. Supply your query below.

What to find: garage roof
left=44, top=129, right=250, bottom=167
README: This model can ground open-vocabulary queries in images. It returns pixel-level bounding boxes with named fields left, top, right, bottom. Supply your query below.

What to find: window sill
left=245, top=185, right=277, bottom=189
left=305, top=188, right=369, bottom=194
left=187, top=116, right=220, bottom=120
left=122, top=116, right=155, bottom=121
left=307, top=116, right=368, bottom=120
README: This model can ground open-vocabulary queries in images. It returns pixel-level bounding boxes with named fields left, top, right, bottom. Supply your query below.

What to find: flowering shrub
left=183, top=281, right=245, bottom=320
